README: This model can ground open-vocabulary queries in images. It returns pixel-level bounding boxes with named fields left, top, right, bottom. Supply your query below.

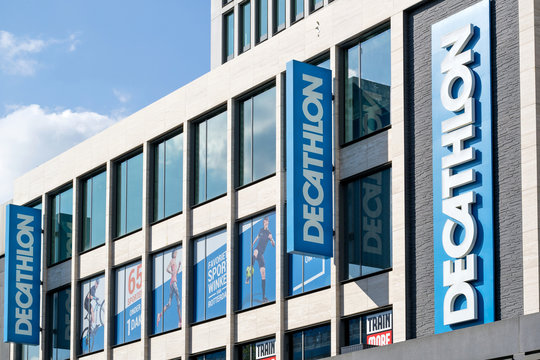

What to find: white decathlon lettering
left=440, top=23, right=479, bottom=326
left=302, top=73, right=326, bottom=245
left=14, top=213, right=35, bottom=336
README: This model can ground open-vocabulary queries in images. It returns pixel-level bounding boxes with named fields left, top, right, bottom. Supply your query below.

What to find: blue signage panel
left=4, top=204, right=42, bottom=344
left=432, top=0, right=494, bottom=333
left=286, top=60, right=333, bottom=258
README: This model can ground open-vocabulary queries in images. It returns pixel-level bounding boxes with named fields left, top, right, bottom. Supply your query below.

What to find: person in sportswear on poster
left=84, top=278, right=100, bottom=333
left=157, top=249, right=182, bottom=328
left=246, top=216, right=275, bottom=302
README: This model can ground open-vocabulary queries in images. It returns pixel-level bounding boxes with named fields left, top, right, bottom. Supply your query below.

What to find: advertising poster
left=289, top=254, right=330, bottom=296
left=80, top=275, right=105, bottom=354
left=255, top=338, right=276, bottom=360
left=239, top=212, right=276, bottom=309
left=115, top=261, right=142, bottom=344
left=153, top=246, right=183, bottom=334
left=194, top=230, right=227, bottom=322
left=364, top=310, right=392, bottom=346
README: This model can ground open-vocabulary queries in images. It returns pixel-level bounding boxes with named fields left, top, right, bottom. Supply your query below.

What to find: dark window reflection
left=82, top=171, right=106, bottom=251
left=288, top=324, right=331, bottom=360
left=344, top=28, right=390, bottom=143
left=48, top=288, right=71, bottom=359
left=50, top=187, right=73, bottom=265
left=154, top=132, right=183, bottom=221
left=116, top=153, right=143, bottom=237
left=256, top=0, right=268, bottom=42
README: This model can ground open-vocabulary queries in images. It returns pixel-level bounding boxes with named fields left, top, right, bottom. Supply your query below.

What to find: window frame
left=236, top=336, right=276, bottom=360
left=239, top=0, right=252, bottom=54
left=286, top=322, right=331, bottom=360
left=151, top=127, right=184, bottom=225
left=340, top=163, right=392, bottom=282
left=255, top=0, right=269, bottom=43
left=47, top=183, right=74, bottom=267
left=339, top=24, right=391, bottom=146
left=79, top=166, right=107, bottom=254
left=273, top=0, right=286, bottom=34
left=342, top=307, right=393, bottom=348
left=223, top=10, right=235, bottom=63
left=290, top=0, right=304, bottom=24
left=309, top=0, right=324, bottom=14
left=191, top=347, right=227, bottom=360
left=113, top=149, right=144, bottom=239
left=45, top=284, right=71, bottom=360
left=191, top=106, right=228, bottom=207
left=235, top=80, right=277, bottom=189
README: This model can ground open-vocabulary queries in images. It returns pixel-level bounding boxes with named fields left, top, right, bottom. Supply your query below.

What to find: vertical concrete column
left=520, top=0, right=540, bottom=315
left=104, top=161, right=114, bottom=360
left=330, top=44, right=341, bottom=357
left=141, top=142, right=151, bottom=359
left=275, top=71, right=286, bottom=360
left=70, top=178, right=80, bottom=360
left=388, top=12, right=407, bottom=342
left=183, top=120, right=193, bottom=360
left=226, top=98, right=237, bottom=360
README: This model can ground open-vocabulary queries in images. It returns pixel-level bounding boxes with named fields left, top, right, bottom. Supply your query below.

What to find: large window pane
left=224, top=11, right=234, bottom=62
left=309, top=0, right=323, bottom=12
left=193, top=349, right=226, bottom=360
left=239, top=87, right=276, bottom=186
left=82, top=171, right=106, bottom=252
left=193, top=230, right=227, bottom=322
left=47, top=288, right=71, bottom=360
left=80, top=275, right=105, bottom=354
left=154, top=132, right=183, bottom=222
left=256, top=0, right=268, bottom=42
left=240, top=1, right=251, bottom=53
left=288, top=324, right=330, bottom=360
left=152, top=245, right=183, bottom=334
left=274, top=0, right=285, bottom=32
left=115, top=261, right=142, bottom=345
left=344, top=28, right=391, bottom=143
left=344, top=168, right=392, bottom=280
left=49, top=187, right=73, bottom=265
left=288, top=254, right=331, bottom=296
left=116, top=153, right=143, bottom=237
left=194, top=111, right=227, bottom=204
left=292, top=0, right=304, bottom=22
left=238, top=212, right=276, bottom=310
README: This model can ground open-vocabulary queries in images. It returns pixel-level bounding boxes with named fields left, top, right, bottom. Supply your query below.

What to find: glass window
left=238, top=212, right=276, bottom=310
left=152, top=245, right=183, bottom=334
left=239, top=338, right=276, bottom=360
left=116, top=152, right=143, bottom=237
left=256, top=0, right=268, bottom=43
left=274, top=0, right=285, bottom=33
left=288, top=254, right=331, bottom=296
left=309, top=0, right=323, bottom=12
left=81, top=171, right=106, bottom=252
left=193, top=229, right=227, bottom=322
left=344, top=28, right=391, bottom=143
left=344, top=309, right=393, bottom=348
left=21, top=344, right=39, bottom=360
left=240, top=1, right=251, bottom=53
left=46, top=288, right=71, bottom=360
left=154, top=132, right=183, bottom=222
left=239, top=86, right=276, bottom=186
left=80, top=274, right=105, bottom=355
left=288, top=324, right=331, bottom=360
left=115, top=261, right=142, bottom=345
left=49, top=187, right=73, bottom=265
left=193, top=349, right=226, bottom=360
left=291, top=0, right=304, bottom=22
left=343, top=168, right=391, bottom=280
left=224, top=11, right=235, bottom=62
left=194, top=111, right=228, bottom=204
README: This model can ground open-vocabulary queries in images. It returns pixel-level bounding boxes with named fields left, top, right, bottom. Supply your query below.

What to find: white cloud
left=113, top=88, right=131, bottom=103
left=0, top=30, right=80, bottom=76
left=0, top=104, right=118, bottom=203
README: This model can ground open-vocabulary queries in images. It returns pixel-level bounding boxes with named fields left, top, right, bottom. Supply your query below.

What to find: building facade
left=1, top=0, right=540, bottom=359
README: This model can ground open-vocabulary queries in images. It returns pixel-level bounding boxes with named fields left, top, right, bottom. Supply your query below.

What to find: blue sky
left=0, top=0, right=210, bottom=203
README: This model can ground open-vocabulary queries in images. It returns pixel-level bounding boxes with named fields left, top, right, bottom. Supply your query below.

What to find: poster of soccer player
left=80, top=274, right=105, bottom=354
left=239, top=212, right=276, bottom=310
left=153, top=246, right=183, bottom=334
left=115, top=261, right=142, bottom=344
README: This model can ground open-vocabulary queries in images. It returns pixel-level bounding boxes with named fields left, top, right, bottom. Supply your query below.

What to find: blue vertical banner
left=432, top=0, right=494, bottom=333
left=286, top=60, right=333, bottom=258
left=4, top=204, right=42, bottom=345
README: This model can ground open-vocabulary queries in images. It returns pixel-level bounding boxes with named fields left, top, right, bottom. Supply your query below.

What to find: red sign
left=366, top=330, right=392, bottom=346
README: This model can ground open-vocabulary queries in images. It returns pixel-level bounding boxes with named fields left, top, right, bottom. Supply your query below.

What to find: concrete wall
left=405, top=0, right=523, bottom=339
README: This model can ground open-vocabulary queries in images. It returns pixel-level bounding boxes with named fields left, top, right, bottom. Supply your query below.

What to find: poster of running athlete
left=153, top=246, right=183, bottom=334
left=289, top=254, right=331, bottom=296
left=80, top=274, right=105, bottom=354
left=239, top=212, right=276, bottom=310
left=194, top=229, right=227, bottom=322
left=115, top=261, right=142, bottom=344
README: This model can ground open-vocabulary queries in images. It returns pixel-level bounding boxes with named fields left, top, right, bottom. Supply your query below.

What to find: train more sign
left=4, top=204, right=42, bottom=345
left=432, top=0, right=494, bottom=333
left=286, top=60, right=333, bottom=258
